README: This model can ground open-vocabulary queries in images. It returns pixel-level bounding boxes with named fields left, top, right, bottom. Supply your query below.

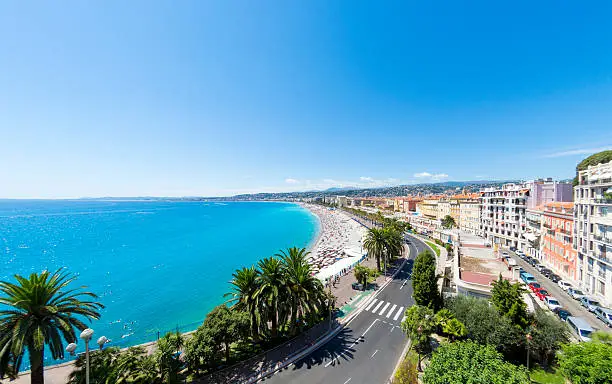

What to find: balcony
left=587, top=177, right=612, bottom=186
left=593, top=234, right=612, bottom=246
left=594, top=198, right=612, bottom=204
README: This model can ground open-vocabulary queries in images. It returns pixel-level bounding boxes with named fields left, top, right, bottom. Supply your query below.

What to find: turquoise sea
left=0, top=200, right=319, bottom=368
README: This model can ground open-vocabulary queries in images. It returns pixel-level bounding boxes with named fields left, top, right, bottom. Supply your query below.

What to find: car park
left=594, top=307, right=612, bottom=327
left=567, top=316, right=594, bottom=342
left=558, top=280, right=573, bottom=290
left=536, top=289, right=550, bottom=301
left=545, top=297, right=562, bottom=311
left=568, top=287, right=585, bottom=300
left=580, top=297, right=602, bottom=313
left=528, top=282, right=541, bottom=293
left=553, top=307, right=572, bottom=321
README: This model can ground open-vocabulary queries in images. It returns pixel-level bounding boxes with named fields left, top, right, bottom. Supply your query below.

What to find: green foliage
left=445, top=295, right=525, bottom=359
left=424, top=241, right=441, bottom=256
left=411, top=251, right=440, bottom=310
left=255, top=257, right=285, bottom=339
left=204, top=304, right=249, bottom=362
left=155, top=331, right=184, bottom=384
left=423, top=341, right=529, bottom=384
left=225, top=266, right=261, bottom=340
left=441, top=215, right=456, bottom=229
left=392, top=350, right=418, bottom=384
left=353, top=264, right=378, bottom=290
left=573, top=150, right=612, bottom=185
left=558, top=339, right=612, bottom=384
left=184, top=326, right=222, bottom=375
left=68, top=346, right=157, bottom=384
left=529, top=366, right=565, bottom=384
left=433, top=309, right=466, bottom=340
left=0, top=269, right=103, bottom=383
left=490, top=275, right=529, bottom=329
left=401, top=305, right=435, bottom=356
left=68, top=348, right=120, bottom=384
left=529, top=309, right=570, bottom=367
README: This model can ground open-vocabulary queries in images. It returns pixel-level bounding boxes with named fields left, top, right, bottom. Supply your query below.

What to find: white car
left=558, top=280, right=573, bottom=291
left=516, top=250, right=525, bottom=257
left=545, top=297, right=562, bottom=311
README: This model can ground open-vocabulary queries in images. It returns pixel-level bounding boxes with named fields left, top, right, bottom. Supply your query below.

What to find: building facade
left=459, top=201, right=480, bottom=235
left=574, top=160, right=612, bottom=307
left=541, top=202, right=577, bottom=283
left=479, top=183, right=528, bottom=249
left=437, top=200, right=451, bottom=221
left=525, top=207, right=543, bottom=260
left=419, top=199, right=439, bottom=220
left=527, top=179, right=573, bottom=209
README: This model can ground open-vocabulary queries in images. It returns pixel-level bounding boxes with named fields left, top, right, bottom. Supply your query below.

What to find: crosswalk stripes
left=365, top=298, right=378, bottom=311
left=363, top=299, right=405, bottom=322
left=393, top=306, right=405, bottom=321
left=379, top=302, right=391, bottom=316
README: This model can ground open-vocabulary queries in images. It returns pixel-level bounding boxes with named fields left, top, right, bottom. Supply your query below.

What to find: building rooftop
left=458, top=241, right=516, bottom=286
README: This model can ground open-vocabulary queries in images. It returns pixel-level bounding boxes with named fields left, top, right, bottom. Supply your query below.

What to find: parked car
left=553, top=307, right=572, bottom=321
left=568, top=287, right=586, bottom=300
left=530, top=259, right=540, bottom=267
left=545, top=297, right=562, bottom=311
left=549, top=274, right=561, bottom=283
left=510, top=246, right=517, bottom=252
left=536, top=289, right=550, bottom=301
left=558, top=280, right=573, bottom=291
left=351, top=282, right=364, bottom=290
left=524, top=256, right=534, bottom=263
left=520, top=272, right=537, bottom=285
left=528, top=282, right=542, bottom=293
left=540, top=268, right=552, bottom=277
left=567, top=316, right=594, bottom=342
left=502, top=251, right=509, bottom=257
left=535, top=264, right=547, bottom=272
left=594, top=307, right=612, bottom=327
left=580, top=297, right=602, bottom=313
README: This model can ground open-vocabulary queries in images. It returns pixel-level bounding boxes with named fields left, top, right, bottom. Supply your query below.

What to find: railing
left=587, top=177, right=612, bottom=185
left=593, top=234, right=612, bottom=246
left=594, top=198, right=612, bottom=204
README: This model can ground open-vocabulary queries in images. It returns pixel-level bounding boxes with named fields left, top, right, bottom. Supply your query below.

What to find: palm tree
left=383, top=228, right=404, bottom=270
left=363, top=228, right=387, bottom=272
left=0, top=269, right=103, bottom=384
left=277, top=247, right=324, bottom=334
left=68, top=347, right=119, bottom=384
left=225, top=266, right=261, bottom=341
left=155, top=331, right=184, bottom=384
left=255, top=257, right=285, bottom=339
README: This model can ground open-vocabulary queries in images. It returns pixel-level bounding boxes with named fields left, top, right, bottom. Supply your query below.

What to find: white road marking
left=365, top=298, right=378, bottom=311
left=371, top=349, right=379, bottom=358
left=386, top=304, right=397, bottom=318
left=325, top=319, right=379, bottom=368
left=393, top=306, right=405, bottom=321
left=343, top=378, right=352, bottom=384
left=379, top=302, right=391, bottom=316
left=401, top=316, right=406, bottom=323
left=372, top=300, right=384, bottom=313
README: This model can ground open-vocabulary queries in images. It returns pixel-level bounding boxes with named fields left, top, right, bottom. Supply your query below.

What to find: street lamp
left=65, top=328, right=108, bottom=384
left=526, top=333, right=532, bottom=378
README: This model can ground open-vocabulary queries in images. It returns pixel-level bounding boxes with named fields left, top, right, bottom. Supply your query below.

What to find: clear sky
left=1, top=1, right=611, bottom=198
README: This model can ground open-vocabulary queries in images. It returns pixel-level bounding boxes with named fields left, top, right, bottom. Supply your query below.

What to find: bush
left=558, top=339, right=612, bottom=384
left=392, top=350, right=419, bottom=384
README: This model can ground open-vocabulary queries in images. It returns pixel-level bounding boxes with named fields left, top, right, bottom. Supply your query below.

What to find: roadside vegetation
left=0, top=247, right=332, bottom=384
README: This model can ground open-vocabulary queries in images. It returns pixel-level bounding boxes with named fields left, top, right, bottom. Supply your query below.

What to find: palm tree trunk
left=224, top=341, right=231, bottom=362
left=29, top=347, right=44, bottom=384
left=376, top=254, right=381, bottom=271
left=271, top=302, right=278, bottom=339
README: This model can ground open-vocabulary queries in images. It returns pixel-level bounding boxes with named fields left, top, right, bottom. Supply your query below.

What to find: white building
left=525, top=207, right=543, bottom=260
left=574, top=160, right=612, bottom=307
left=479, top=183, right=528, bottom=249
left=459, top=201, right=480, bottom=235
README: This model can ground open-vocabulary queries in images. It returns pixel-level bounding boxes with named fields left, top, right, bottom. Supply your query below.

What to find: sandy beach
left=301, top=204, right=367, bottom=279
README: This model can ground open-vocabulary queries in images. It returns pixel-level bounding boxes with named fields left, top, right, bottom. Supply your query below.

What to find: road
left=508, top=249, right=606, bottom=330
left=259, top=234, right=427, bottom=384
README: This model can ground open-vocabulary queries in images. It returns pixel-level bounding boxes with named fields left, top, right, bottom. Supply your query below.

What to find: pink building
left=526, top=178, right=573, bottom=209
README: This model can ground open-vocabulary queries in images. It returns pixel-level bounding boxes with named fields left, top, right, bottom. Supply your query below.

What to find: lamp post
left=65, top=328, right=108, bottom=384
left=526, top=333, right=532, bottom=378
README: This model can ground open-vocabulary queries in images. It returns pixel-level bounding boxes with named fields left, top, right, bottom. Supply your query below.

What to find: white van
left=567, top=316, right=594, bottom=342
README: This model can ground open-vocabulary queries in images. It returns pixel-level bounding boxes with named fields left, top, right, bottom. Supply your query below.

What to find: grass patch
left=530, top=366, right=565, bottom=384
left=424, top=241, right=441, bottom=257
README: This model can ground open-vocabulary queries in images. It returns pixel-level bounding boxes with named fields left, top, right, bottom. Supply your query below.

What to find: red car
left=528, top=283, right=541, bottom=293
left=536, top=289, right=550, bottom=301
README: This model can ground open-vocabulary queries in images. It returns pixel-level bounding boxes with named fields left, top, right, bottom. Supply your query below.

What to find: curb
left=250, top=253, right=410, bottom=383
left=388, top=339, right=413, bottom=384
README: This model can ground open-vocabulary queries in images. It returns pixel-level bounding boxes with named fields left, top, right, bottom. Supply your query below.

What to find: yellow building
left=419, top=199, right=440, bottom=220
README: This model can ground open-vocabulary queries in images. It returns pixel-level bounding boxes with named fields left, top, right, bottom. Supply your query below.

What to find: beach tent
left=316, top=255, right=363, bottom=282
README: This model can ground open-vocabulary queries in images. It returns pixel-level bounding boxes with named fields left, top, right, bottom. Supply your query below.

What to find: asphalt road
left=508, top=249, right=606, bottom=330
left=258, top=234, right=427, bottom=384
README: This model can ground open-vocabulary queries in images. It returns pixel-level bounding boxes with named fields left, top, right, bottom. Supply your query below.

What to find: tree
left=441, top=215, right=456, bottom=229
left=490, top=275, right=529, bottom=329
left=363, top=228, right=387, bottom=272
left=574, top=150, right=612, bottom=185
left=155, top=331, right=184, bottom=384
left=113, top=346, right=158, bottom=384
left=445, top=295, right=525, bottom=360
left=411, top=251, right=440, bottom=310
left=400, top=305, right=435, bottom=371
left=225, top=266, right=261, bottom=341
left=203, top=304, right=249, bottom=362
left=423, top=341, right=529, bottom=384
left=353, top=265, right=378, bottom=290
left=529, top=309, right=569, bottom=367
left=0, top=269, right=103, bottom=384
left=558, top=339, right=612, bottom=384
left=184, top=326, right=222, bottom=375
left=278, top=247, right=326, bottom=335
left=434, top=309, right=466, bottom=341
left=255, top=257, right=285, bottom=339
left=383, top=228, right=404, bottom=268
left=68, top=347, right=120, bottom=384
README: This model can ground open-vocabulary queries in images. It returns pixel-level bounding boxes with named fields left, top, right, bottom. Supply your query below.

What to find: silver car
left=594, top=307, right=612, bottom=327
left=568, top=287, right=585, bottom=300
left=580, top=297, right=602, bottom=313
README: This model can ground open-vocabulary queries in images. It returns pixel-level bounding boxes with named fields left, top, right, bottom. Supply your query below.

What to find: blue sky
left=1, top=1, right=611, bottom=198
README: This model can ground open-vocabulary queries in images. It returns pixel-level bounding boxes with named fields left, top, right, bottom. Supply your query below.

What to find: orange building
left=541, top=202, right=577, bottom=282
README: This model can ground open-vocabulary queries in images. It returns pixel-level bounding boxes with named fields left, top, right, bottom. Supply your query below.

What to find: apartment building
left=574, top=160, right=612, bottom=307
left=526, top=178, right=573, bottom=209
left=541, top=202, right=577, bottom=283
left=437, top=200, right=451, bottom=221
left=525, top=207, right=543, bottom=259
left=480, top=183, right=528, bottom=249
left=418, top=199, right=440, bottom=220
left=459, top=200, right=480, bottom=235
